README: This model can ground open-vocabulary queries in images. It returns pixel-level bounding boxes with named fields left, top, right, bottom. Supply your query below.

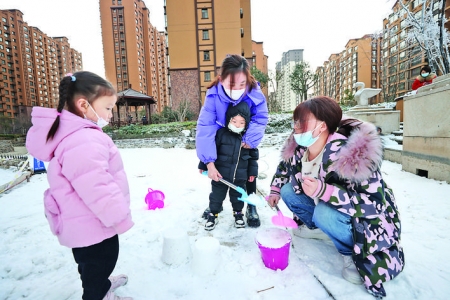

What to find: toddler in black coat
left=198, top=101, right=259, bottom=230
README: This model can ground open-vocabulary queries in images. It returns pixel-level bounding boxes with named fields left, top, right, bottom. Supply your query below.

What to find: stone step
left=389, top=136, right=403, bottom=145
left=392, top=130, right=403, bottom=136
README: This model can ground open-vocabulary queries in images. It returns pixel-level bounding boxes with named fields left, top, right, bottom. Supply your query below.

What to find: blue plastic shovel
left=201, top=171, right=266, bottom=207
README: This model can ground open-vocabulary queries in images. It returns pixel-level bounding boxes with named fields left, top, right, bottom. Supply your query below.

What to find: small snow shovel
left=201, top=171, right=266, bottom=207
left=265, top=196, right=298, bottom=229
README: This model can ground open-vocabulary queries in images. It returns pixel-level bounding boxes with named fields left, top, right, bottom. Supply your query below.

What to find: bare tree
left=267, top=70, right=283, bottom=112
left=289, top=61, right=319, bottom=103
left=398, top=0, right=450, bottom=74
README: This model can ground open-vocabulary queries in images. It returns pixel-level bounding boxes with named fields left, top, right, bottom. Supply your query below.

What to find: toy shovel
left=201, top=171, right=266, bottom=207
left=264, top=196, right=298, bottom=228
left=272, top=205, right=299, bottom=229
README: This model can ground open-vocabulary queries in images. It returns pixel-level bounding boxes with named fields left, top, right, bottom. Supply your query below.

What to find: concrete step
left=392, top=130, right=403, bottom=136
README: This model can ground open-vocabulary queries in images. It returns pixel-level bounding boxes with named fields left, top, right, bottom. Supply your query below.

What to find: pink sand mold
left=144, top=188, right=165, bottom=210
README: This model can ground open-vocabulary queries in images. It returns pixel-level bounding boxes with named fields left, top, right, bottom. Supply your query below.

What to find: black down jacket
left=199, top=102, right=259, bottom=181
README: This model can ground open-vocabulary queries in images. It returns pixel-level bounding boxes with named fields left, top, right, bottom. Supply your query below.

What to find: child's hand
left=248, top=176, right=255, bottom=182
left=241, top=142, right=251, bottom=149
left=207, top=163, right=222, bottom=182
left=198, top=169, right=205, bottom=174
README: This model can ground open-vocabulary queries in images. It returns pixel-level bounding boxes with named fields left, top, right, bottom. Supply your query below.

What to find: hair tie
left=57, top=111, right=61, bottom=116
left=65, top=73, right=76, bottom=82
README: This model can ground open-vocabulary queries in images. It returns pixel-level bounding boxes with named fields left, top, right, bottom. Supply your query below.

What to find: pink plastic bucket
left=144, top=188, right=165, bottom=210
left=255, top=228, right=292, bottom=271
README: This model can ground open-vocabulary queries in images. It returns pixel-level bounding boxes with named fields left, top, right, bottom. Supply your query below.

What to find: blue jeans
left=280, top=183, right=354, bottom=255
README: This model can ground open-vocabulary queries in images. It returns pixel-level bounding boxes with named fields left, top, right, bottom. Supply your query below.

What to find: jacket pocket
left=43, top=189, right=62, bottom=235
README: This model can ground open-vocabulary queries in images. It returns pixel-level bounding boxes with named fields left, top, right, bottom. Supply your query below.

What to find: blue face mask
left=293, top=122, right=323, bottom=147
left=421, top=73, right=429, bottom=78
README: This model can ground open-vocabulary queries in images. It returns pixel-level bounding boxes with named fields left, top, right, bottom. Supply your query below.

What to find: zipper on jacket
left=232, top=142, right=243, bottom=182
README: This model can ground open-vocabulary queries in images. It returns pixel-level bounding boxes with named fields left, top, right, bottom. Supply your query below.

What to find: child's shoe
left=245, top=204, right=260, bottom=227
left=108, top=274, right=128, bottom=292
left=233, top=211, right=246, bottom=228
left=103, top=290, right=133, bottom=300
left=202, top=206, right=223, bottom=219
left=205, top=213, right=219, bottom=230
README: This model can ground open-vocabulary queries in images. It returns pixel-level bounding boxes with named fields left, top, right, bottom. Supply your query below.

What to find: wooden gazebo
left=113, top=88, right=156, bottom=127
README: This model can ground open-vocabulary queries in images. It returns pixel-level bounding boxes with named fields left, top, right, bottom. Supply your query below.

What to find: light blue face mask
left=421, top=72, right=429, bottom=78
left=293, top=122, right=323, bottom=147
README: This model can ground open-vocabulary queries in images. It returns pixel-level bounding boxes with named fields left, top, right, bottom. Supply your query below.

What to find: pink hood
left=26, top=107, right=133, bottom=248
left=26, top=107, right=101, bottom=162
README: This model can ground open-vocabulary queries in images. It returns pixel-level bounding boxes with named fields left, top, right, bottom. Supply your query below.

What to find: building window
left=240, top=28, right=244, bottom=37
left=201, top=9, right=208, bottom=19
left=240, top=8, right=243, bottom=18
left=203, top=51, right=210, bottom=61
left=204, top=71, right=211, bottom=82
left=202, top=30, right=209, bottom=40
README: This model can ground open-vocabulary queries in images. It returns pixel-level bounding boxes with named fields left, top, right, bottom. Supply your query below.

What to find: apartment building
left=275, top=49, right=303, bottom=111
left=381, top=0, right=449, bottom=101
left=315, top=34, right=382, bottom=104
left=251, top=40, right=268, bottom=99
left=165, top=0, right=254, bottom=114
left=99, top=0, right=169, bottom=113
left=0, top=9, right=82, bottom=125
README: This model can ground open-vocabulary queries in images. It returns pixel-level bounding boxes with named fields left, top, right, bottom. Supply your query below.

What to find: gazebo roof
left=116, top=88, right=156, bottom=106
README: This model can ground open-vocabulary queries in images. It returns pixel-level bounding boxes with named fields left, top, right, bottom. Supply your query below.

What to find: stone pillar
left=402, top=73, right=450, bottom=183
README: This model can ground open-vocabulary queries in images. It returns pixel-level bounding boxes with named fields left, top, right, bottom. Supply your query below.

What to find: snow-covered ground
left=1, top=146, right=449, bottom=300
left=0, top=168, right=16, bottom=184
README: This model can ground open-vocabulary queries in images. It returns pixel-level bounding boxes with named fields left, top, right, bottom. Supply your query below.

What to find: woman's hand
left=241, top=142, right=251, bottom=149
left=302, top=176, right=319, bottom=197
left=267, top=194, right=280, bottom=207
left=248, top=176, right=255, bottom=182
left=207, top=162, right=222, bottom=181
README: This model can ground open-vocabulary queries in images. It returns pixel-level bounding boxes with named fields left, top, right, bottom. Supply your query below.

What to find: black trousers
left=209, top=179, right=246, bottom=214
left=72, top=235, right=119, bottom=300
left=246, top=178, right=257, bottom=197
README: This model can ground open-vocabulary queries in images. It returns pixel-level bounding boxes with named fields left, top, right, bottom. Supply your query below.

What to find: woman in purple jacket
left=26, top=71, right=133, bottom=300
left=196, top=54, right=269, bottom=227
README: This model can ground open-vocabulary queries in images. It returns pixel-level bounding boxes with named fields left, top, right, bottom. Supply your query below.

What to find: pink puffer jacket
left=26, top=107, right=133, bottom=248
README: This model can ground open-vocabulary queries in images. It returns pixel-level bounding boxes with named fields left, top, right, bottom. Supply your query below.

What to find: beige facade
left=315, top=35, right=382, bottom=104
left=0, top=9, right=82, bottom=125
left=251, top=40, right=268, bottom=99
left=99, top=0, right=169, bottom=113
left=165, top=0, right=253, bottom=115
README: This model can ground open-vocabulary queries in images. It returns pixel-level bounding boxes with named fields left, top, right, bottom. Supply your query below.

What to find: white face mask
left=224, top=87, right=246, bottom=100
left=228, top=123, right=245, bottom=134
left=87, top=104, right=109, bottom=128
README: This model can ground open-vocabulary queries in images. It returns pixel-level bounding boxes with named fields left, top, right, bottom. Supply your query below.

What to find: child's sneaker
left=233, top=211, right=245, bottom=228
left=202, top=206, right=223, bottom=219
left=205, top=213, right=218, bottom=231
left=108, top=274, right=128, bottom=292
left=103, top=290, right=133, bottom=300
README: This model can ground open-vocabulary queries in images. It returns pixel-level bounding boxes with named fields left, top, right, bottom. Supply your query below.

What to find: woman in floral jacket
left=267, top=96, right=404, bottom=298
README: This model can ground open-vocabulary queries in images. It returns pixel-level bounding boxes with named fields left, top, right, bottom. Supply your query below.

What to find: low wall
left=0, top=141, right=14, bottom=154
left=384, top=148, right=402, bottom=164
left=402, top=73, right=450, bottom=183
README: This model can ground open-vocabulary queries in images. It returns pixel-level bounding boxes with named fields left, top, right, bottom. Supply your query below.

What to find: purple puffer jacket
left=196, top=82, right=268, bottom=164
left=26, top=107, right=133, bottom=248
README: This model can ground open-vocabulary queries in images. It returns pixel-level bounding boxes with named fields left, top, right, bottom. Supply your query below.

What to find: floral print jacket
left=270, top=121, right=405, bottom=297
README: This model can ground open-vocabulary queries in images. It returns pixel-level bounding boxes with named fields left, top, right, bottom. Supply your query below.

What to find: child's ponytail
left=46, top=76, right=73, bottom=141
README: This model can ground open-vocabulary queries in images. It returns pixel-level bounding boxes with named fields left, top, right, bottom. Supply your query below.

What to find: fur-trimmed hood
left=416, top=72, right=437, bottom=82
left=280, top=120, right=383, bottom=183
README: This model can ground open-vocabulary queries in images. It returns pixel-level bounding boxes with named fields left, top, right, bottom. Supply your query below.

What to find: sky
left=0, top=0, right=395, bottom=78
left=1, top=126, right=450, bottom=299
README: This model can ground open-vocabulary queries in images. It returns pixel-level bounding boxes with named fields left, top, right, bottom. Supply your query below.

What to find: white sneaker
left=103, top=290, right=133, bottom=300
left=342, top=255, right=363, bottom=285
left=109, top=274, right=128, bottom=292
left=293, top=225, right=330, bottom=240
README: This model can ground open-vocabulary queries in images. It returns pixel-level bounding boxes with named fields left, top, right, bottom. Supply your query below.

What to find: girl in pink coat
left=26, top=71, right=133, bottom=300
